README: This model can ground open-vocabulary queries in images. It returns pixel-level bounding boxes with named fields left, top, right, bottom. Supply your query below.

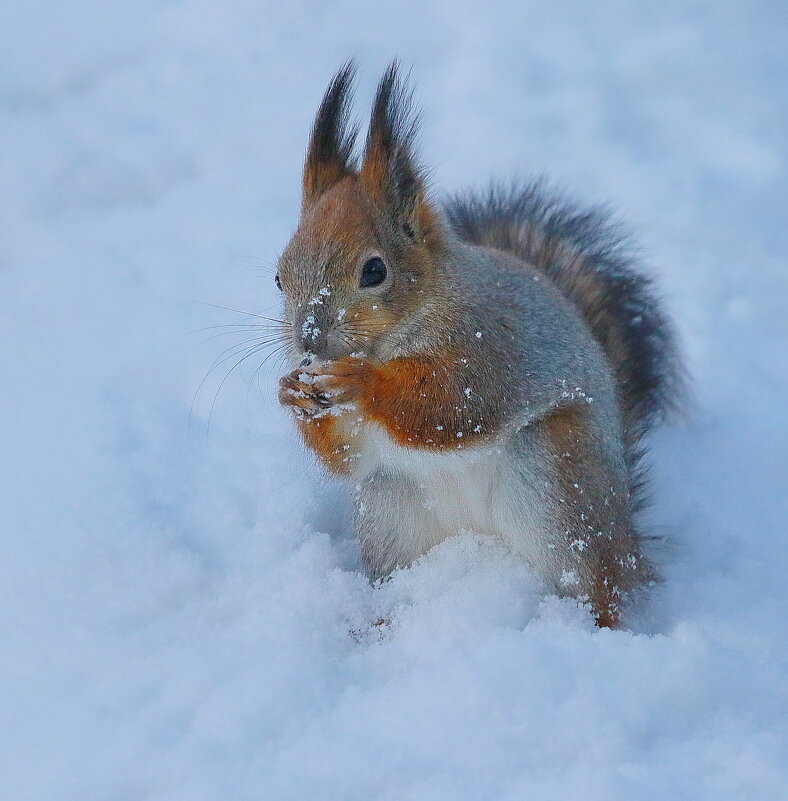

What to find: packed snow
left=1, top=2, right=787, bottom=799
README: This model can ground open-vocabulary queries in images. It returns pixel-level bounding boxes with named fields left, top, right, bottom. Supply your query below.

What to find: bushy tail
left=445, top=181, right=682, bottom=489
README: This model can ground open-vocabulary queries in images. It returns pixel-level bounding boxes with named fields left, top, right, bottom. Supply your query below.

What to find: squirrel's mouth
left=292, top=326, right=374, bottom=364
left=292, top=303, right=390, bottom=362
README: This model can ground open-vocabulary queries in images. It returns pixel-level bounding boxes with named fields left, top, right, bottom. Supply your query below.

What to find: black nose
left=299, top=312, right=329, bottom=356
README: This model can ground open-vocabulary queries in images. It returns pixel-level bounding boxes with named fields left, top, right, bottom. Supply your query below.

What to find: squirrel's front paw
left=278, top=358, right=371, bottom=417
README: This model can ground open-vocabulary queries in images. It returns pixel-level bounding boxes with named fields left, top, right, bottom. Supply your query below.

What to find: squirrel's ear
left=302, top=62, right=358, bottom=211
left=362, top=63, right=437, bottom=242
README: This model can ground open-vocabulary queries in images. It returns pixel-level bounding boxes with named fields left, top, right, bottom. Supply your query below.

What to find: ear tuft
left=362, top=62, right=432, bottom=239
left=303, top=61, right=358, bottom=210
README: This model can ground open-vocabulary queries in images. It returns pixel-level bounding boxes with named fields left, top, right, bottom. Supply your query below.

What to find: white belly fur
left=354, top=424, right=549, bottom=571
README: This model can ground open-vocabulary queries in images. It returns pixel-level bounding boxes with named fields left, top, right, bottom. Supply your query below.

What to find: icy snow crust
left=1, top=3, right=787, bottom=799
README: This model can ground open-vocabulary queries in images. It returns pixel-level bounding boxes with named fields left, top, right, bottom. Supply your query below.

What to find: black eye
left=360, top=257, right=387, bottom=288
left=275, top=273, right=282, bottom=291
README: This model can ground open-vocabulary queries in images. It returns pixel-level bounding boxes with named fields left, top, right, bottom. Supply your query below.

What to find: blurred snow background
left=1, top=2, right=787, bottom=799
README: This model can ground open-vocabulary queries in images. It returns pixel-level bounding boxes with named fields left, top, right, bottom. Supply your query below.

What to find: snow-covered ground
left=2, top=2, right=787, bottom=799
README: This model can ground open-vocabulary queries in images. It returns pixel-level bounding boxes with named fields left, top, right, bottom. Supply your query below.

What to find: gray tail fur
left=444, top=181, right=682, bottom=500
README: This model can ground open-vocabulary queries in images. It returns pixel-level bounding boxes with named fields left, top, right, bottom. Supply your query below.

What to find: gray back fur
left=444, top=181, right=683, bottom=501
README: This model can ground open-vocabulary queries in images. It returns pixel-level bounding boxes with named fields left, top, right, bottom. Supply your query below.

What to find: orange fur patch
left=542, top=405, right=587, bottom=468
left=357, top=356, right=486, bottom=450
left=307, top=177, right=374, bottom=253
left=541, top=404, right=632, bottom=630
left=296, top=414, right=355, bottom=475
left=359, top=147, right=388, bottom=197
left=303, top=163, right=353, bottom=212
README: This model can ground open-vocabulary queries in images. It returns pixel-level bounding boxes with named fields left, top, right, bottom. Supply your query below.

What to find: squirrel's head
left=276, top=62, right=445, bottom=363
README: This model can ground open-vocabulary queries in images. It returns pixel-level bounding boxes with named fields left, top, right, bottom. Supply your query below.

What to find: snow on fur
left=1, top=2, right=786, bottom=800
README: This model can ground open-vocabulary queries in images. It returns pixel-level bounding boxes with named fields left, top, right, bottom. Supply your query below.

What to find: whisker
left=268, top=350, right=292, bottom=401
left=207, top=341, right=281, bottom=441
left=205, top=335, right=288, bottom=377
left=189, top=322, right=289, bottom=336
left=190, top=299, right=290, bottom=326
left=338, top=333, right=358, bottom=351
left=342, top=323, right=391, bottom=334
left=191, top=335, right=289, bottom=428
left=197, top=328, right=289, bottom=347
left=344, top=321, right=391, bottom=329
left=247, top=343, right=289, bottom=410
left=235, top=254, right=279, bottom=271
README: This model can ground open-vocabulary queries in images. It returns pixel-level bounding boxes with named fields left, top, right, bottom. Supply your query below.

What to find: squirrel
left=276, top=62, right=681, bottom=628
